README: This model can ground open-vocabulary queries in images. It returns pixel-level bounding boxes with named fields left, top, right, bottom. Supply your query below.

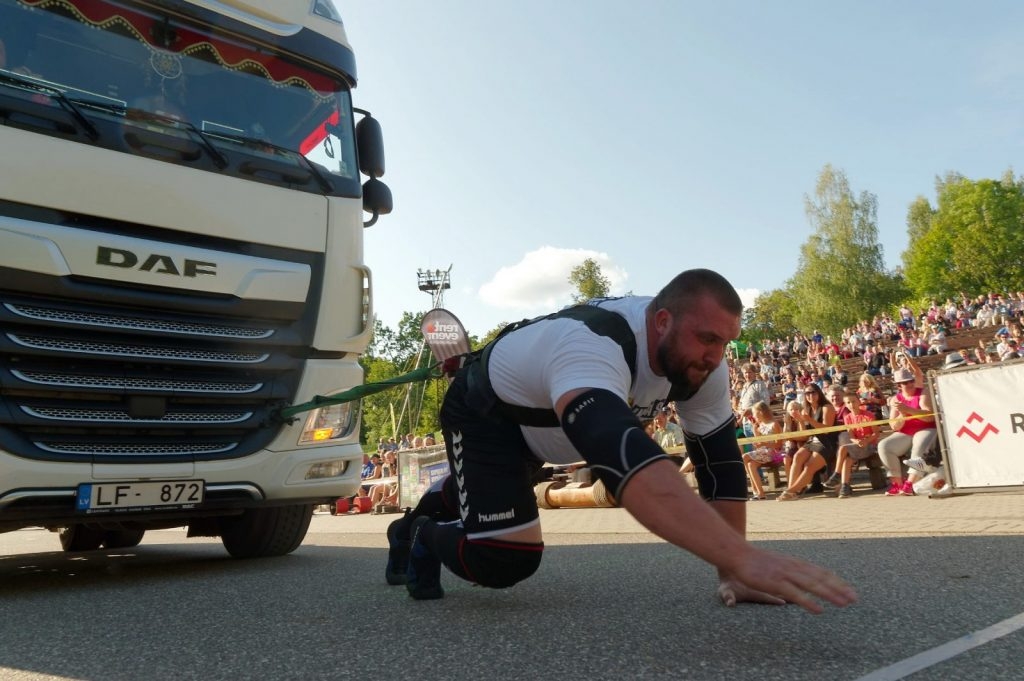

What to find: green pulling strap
left=274, top=363, right=442, bottom=422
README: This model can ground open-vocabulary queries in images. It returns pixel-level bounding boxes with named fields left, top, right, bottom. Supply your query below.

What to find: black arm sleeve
left=681, top=417, right=747, bottom=502
left=560, top=388, right=669, bottom=501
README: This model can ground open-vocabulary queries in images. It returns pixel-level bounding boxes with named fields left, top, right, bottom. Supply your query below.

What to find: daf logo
left=96, top=246, right=217, bottom=277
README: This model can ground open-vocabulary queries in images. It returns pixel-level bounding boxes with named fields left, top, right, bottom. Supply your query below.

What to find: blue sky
left=341, top=1, right=1024, bottom=338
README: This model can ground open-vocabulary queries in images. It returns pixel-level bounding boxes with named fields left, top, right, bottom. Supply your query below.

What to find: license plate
left=76, top=480, right=204, bottom=513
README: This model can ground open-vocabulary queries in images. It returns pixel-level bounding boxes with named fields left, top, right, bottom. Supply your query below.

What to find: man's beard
left=657, top=342, right=712, bottom=397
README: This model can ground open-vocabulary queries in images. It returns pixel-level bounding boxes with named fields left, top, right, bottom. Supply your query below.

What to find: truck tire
left=219, top=504, right=314, bottom=559
left=102, top=529, right=146, bottom=549
left=59, top=525, right=104, bottom=552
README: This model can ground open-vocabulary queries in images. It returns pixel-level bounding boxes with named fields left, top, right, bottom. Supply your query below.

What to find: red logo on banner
left=420, top=309, right=470, bottom=363
left=956, top=412, right=1000, bottom=443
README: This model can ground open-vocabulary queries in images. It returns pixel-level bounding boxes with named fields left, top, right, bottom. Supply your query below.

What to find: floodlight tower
left=417, top=266, right=452, bottom=309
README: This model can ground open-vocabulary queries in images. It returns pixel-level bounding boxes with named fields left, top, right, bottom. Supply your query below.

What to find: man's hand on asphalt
left=722, top=547, right=858, bottom=614
left=717, top=579, right=786, bottom=608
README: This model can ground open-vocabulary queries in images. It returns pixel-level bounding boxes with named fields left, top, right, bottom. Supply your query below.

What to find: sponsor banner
left=933, top=360, right=1024, bottom=489
left=398, top=446, right=450, bottom=509
left=421, top=308, right=471, bottom=362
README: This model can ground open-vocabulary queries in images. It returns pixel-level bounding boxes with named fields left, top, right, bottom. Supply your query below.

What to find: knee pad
left=459, top=538, right=544, bottom=589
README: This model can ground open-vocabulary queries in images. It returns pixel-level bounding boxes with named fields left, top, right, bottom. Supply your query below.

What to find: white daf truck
left=0, top=0, right=391, bottom=556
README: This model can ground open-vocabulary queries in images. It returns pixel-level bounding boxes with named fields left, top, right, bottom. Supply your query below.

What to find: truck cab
left=0, top=0, right=390, bottom=556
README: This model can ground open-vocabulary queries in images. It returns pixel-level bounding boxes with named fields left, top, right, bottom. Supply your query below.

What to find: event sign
left=932, top=360, right=1024, bottom=489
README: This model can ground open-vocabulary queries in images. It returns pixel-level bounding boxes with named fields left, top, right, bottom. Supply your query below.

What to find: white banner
left=933, top=360, right=1024, bottom=489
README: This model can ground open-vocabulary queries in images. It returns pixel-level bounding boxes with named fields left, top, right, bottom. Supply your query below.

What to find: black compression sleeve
left=681, top=417, right=747, bottom=501
left=560, top=388, right=669, bottom=500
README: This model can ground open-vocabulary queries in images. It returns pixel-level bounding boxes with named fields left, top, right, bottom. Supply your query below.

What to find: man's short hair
left=652, top=268, right=742, bottom=317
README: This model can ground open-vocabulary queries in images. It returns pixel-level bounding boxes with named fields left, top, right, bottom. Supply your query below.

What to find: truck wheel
left=59, top=525, right=104, bottom=552
left=102, top=529, right=146, bottom=549
left=219, top=504, right=314, bottom=559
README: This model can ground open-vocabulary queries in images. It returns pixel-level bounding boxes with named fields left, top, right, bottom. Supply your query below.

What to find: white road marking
left=854, top=611, right=1024, bottom=681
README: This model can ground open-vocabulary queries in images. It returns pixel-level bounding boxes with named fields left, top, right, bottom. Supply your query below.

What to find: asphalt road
left=1, top=510, right=1023, bottom=681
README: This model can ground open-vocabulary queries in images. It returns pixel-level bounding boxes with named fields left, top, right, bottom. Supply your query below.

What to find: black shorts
left=440, top=369, right=544, bottom=538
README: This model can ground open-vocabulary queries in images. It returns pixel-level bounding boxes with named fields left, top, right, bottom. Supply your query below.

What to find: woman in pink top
left=877, top=358, right=936, bottom=496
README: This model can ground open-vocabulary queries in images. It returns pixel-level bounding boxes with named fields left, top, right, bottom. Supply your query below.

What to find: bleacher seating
left=756, top=323, right=1000, bottom=493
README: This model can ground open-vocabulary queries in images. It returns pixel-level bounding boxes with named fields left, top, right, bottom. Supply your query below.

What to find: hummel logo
left=956, top=412, right=1000, bottom=443
left=451, top=430, right=469, bottom=521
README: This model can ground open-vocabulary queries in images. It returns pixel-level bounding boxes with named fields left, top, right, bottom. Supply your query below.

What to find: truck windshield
left=0, top=0, right=358, bottom=187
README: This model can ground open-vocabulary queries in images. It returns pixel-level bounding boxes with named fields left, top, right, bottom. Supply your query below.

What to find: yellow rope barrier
left=662, top=413, right=937, bottom=454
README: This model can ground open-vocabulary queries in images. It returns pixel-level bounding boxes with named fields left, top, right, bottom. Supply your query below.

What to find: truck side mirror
left=362, top=178, right=393, bottom=227
left=354, top=109, right=390, bottom=226
left=355, top=114, right=385, bottom=178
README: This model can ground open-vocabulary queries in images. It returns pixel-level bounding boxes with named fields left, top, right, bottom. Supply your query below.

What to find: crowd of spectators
left=717, top=289, right=1024, bottom=500
left=343, top=432, right=442, bottom=514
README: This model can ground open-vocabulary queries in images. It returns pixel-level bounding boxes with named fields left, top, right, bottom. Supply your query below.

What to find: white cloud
left=736, top=287, right=761, bottom=310
left=478, top=246, right=629, bottom=313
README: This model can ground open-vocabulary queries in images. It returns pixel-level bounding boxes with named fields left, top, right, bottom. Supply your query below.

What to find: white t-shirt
left=486, top=297, right=733, bottom=464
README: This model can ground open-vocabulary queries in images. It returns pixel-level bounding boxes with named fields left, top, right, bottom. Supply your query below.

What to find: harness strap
left=467, top=304, right=638, bottom=428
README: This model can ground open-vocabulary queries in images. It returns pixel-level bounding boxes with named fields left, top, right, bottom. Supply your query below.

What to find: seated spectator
left=828, top=385, right=850, bottom=444
left=942, top=351, right=969, bottom=370
left=878, top=360, right=937, bottom=497
left=736, top=362, right=771, bottom=440
left=926, top=324, right=948, bottom=354
left=779, top=365, right=799, bottom=409
left=652, top=407, right=683, bottom=450
left=424, top=432, right=437, bottom=446
left=827, top=364, right=849, bottom=386
left=781, top=400, right=808, bottom=482
left=369, top=450, right=399, bottom=511
left=356, top=453, right=383, bottom=499
left=778, top=383, right=837, bottom=501
left=1001, top=338, right=1020, bottom=361
left=862, top=342, right=887, bottom=376
left=823, top=391, right=880, bottom=498
left=741, top=401, right=785, bottom=500
left=856, top=372, right=885, bottom=420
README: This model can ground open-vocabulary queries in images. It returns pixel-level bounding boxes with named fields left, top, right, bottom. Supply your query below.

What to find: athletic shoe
left=384, top=511, right=412, bottom=586
left=905, top=457, right=929, bottom=474
left=406, top=516, right=444, bottom=600
left=884, top=481, right=903, bottom=496
left=838, top=483, right=853, bottom=498
left=822, top=473, right=840, bottom=490
left=900, top=479, right=916, bottom=496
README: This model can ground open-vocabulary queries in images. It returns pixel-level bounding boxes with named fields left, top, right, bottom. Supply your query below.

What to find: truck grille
left=8, top=333, right=269, bottom=363
left=12, top=369, right=262, bottom=393
left=0, top=288, right=313, bottom=463
left=5, top=303, right=274, bottom=338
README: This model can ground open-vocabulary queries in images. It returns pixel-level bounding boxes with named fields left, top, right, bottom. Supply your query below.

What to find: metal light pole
left=396, top=266, right=453, bottom=438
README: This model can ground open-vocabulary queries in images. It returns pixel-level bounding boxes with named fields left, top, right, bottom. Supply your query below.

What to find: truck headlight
left=298, top=401, right=357, bottom=444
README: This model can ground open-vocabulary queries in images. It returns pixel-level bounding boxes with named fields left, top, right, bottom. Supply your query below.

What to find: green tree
left=568, top=257, right=611, bottom=303
left=476, top=321, right=511, bottom=349
left=903, top=172, right=1024, bottom=299
left=360, top=311, right=443, bottom=448
left=904, top=195, right=935, bottom=266
left=742, top=287, right=799, bottom=340
left=789, top=165, right=904, bottom=335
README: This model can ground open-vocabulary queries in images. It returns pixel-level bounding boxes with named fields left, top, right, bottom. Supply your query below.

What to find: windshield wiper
left=0, top=70, right=98, bottom=140
left=206, top=131, right=334, bottom=193
left=126, top=110, right=229, bottom=169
